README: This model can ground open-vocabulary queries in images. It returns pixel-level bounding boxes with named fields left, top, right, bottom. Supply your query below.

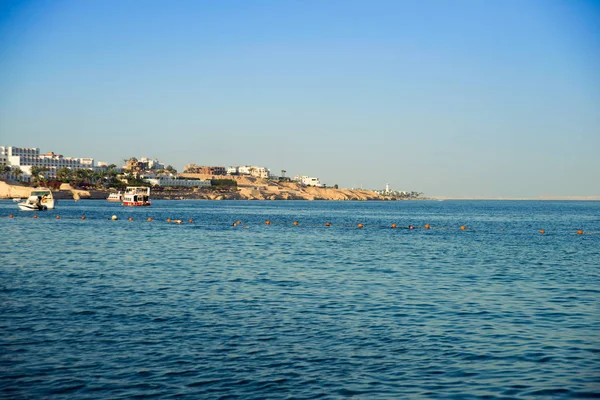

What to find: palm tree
left=30, top=166, right=41, bottom=185
left=1, top=165, right=10, bottom=180
left=13, top=167, right=23, bottom=182
left=57, top=167, right=72, bottom=183
left=74, top=168, right=92, bottom=186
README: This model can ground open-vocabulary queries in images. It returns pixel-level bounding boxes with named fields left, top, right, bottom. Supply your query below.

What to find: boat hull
left=122, top=201, right=151, bottom=207
left=18, top=203, right=48, bottom=211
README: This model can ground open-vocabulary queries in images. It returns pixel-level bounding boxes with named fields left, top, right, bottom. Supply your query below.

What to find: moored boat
left=18, top=189, right=55, bottom=211
left=107, top=191, right=123, bottom=202
left=122, top=186, right=151, bottom=206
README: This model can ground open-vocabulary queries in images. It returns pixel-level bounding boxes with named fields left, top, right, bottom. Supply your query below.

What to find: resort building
left=146, top=176, right=211, bottom=188
left=123, top=157, right=166, bottom=172
left=0, top=146, right=99, bottom=181
left=228, top=165, right=271, bottom=179
left=183, top=164, right=226, bottom=175
left=293, top=175, right=324, bottom=187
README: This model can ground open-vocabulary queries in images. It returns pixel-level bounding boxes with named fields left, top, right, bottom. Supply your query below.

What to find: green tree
left=334, top=184, right=339, bottom=189
left=165, top=165, right=177, bottom=174
left=13, top=167, right=23, bottom=182
left=57, top=167, right=72, bottom=182
left=30, top=166, right=41, bottom=184
left=1, top=165, right=10, bottom=179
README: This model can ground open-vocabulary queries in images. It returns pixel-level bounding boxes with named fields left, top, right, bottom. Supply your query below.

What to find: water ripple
left=1, top=200, right=599, bottom=398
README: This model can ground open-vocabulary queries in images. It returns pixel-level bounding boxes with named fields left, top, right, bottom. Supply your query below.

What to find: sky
left=0, top=0, right=599, bottom=197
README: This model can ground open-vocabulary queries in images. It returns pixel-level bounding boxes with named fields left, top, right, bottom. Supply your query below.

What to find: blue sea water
left=1, top=200, right=599, bottom=399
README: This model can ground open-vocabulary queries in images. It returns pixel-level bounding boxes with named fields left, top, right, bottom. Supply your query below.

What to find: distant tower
left=385, top=183, right=390, bottom=194
left=281, top=169, right=286, bottom=178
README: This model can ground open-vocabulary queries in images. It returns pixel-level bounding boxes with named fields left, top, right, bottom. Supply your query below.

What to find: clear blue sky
left=0, top=0, right=598, bottom=197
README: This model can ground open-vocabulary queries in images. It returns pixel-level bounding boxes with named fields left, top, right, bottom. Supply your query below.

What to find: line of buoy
left=2, top=215, right=595, bottom=236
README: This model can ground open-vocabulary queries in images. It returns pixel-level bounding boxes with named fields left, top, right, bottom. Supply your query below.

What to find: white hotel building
left=293, top=175, right=324, bottom=187
left=227, top=165, right=271, bottom=179
left=0, top=146, right=98, bottom=181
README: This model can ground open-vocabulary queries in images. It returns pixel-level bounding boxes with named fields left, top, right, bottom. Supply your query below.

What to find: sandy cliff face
left=0, top=181, right=32, bottom=199
left=178, top=174, right=387, bottom=200
left=0, top=181, right=106, bottom=200
left=1, top=177, right=390, bottom=201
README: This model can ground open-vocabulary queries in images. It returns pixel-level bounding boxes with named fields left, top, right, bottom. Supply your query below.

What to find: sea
left=1, top=199, right=599, bottom=399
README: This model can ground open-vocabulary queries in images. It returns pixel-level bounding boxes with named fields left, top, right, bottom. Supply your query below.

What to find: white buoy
left=111, top=215, right=118, bottom=220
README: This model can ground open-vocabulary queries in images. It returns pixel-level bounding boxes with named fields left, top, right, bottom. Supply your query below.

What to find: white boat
left=18, top=189, right=55, bottom=211
left=122, top=186, right=151, bottom=207
left=107, top=191, right=123, bottom=202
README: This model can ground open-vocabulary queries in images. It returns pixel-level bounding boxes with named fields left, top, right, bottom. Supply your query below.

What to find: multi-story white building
left=293, top=175, right=324, bottom=187
left=139, top=157, right=165, bottom=170
left=229, top=165, right=271, bottom=179
left=146, top=176, right=211, bottom=188
left=0, top=146, right=99, bottom=181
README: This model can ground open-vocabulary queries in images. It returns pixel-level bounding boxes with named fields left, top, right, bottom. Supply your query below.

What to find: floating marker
left=325, top=222, right=331, bottom=227
left=293, top=221, right=298, bottom=226
left=425, top=224, right=430, bottom=229
left=81, top=216, right=86, bottom=220
left=409, top=225, right=414, bottom=230
left=9, top=214, right=13, bottom=219
left=539, top=229, right=545, bottom=234
left=391, top=223, right=397, bottom=229
left=111, top=215, right=118, bottom=220
left=460, top=225, right=466, bottom=231
left=128, top=217, right=133, bottom=221
left=358, top=223, right=363, bottom=229
left=577, top=229, right=584, bottom=235
left=56, top=215, right=60, bottom=219
left=167, top=218, right=171, bottom=222
left=33, top=215, right=38, bottom=219
left=188, top=219, right=193, bottom=223
left=147, top=217, right=152, bottom=222
left=266, top=220, right=271, bottom=225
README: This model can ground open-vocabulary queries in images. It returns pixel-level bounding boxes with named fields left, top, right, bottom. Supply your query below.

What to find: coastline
left=0, top=179, right=406, bottom=201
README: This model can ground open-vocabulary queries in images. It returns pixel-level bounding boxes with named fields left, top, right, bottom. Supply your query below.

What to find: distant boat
left=122, top=186, right=151, bottom=206
left=107, top=191, right=123, bottom=202
left=18, top=189, right=55, bottom=211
